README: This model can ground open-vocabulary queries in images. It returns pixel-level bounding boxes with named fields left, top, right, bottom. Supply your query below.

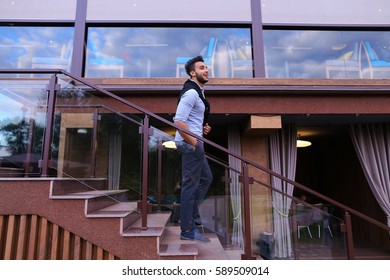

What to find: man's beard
left=195, top=72, right=209, bottom=84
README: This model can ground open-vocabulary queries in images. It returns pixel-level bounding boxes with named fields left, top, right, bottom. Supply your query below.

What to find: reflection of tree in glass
left=0, top=118, right=44, bottom=155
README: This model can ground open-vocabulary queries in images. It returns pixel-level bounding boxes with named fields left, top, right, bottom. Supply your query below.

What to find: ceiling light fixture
left=297, top=139, right=312, bottom=148
left=297, top=134, right=312, bottom=148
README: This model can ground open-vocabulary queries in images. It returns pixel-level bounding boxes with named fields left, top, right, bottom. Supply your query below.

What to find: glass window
left=0, top=26, right=74, bottom=71
left=264, top=30, right=390, bottom=78
left=85, top=27, right=253, bottom=78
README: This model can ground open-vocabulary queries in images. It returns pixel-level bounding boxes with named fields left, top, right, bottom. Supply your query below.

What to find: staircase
left=3, top=175, right=390, bottom=260
left=47, top=178, right=235, bottom=260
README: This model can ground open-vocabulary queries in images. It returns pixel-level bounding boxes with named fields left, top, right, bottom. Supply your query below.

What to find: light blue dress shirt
left=173, top=83, right=205, bottom=142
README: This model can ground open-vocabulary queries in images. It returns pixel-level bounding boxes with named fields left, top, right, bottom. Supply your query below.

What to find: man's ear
left=190, top=70, right=195, bottom=77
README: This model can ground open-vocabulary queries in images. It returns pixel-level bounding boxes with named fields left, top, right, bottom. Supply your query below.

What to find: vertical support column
left=40, top=75, right=59, bottom=177
left=241, top=163, right=256, bottom=260
left=251, top=0, right=266, bottom=77
left=71, top=0, right=87, bottom=76
left=140, top=116, right=150, bottom=229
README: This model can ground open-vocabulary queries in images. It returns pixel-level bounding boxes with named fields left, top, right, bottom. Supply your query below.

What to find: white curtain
left=108, top=125, right=122, bottom=190
left=349, top=124, right=390, bottom=227
left=269, top=124, right=297, bottom=258
left=228, top=125, right=244, bottom=248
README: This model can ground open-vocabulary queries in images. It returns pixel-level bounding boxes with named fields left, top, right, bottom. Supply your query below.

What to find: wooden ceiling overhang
left=82, top=78, right=390, bottom=115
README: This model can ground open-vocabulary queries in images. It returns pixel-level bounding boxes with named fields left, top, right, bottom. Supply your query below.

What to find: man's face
left=192, top=61, right=209, bottom=84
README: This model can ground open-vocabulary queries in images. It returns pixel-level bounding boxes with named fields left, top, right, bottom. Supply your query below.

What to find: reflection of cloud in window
left=0, top=26, right=73, bottom=68
left=87, top=27, right=252, bottom=77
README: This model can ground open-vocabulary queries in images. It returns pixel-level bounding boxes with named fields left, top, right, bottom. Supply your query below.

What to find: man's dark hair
left=185, top=55, right=204, bottom=76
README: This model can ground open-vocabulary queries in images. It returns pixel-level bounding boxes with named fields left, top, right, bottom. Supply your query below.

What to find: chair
left=360, top=41, right=390, bottom=78
left=176, top=37, right=217, bottom=77
left=325, top=42, right=362, bottom=78
left=296, top=203, right=313, bottom=239
left=31, top=40, right=73, bottom=71
left=227, top=40, right=253, bottom=77
left=86, top=40, right=124, bottom=78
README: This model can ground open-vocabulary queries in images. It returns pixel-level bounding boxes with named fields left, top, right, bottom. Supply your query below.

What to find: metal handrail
left=1, top=69, right=390, bottom=259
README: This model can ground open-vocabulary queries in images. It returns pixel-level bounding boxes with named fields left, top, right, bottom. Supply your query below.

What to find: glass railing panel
left=290, top=201, right=347, bottom=260
left=249, top=175, right=348, bottom=260
left=0, top=74, right=50, bottom=177
left=344, top=213, right=390, bottom=259
left=146, top=126, right=181, bottom=213
left=51, top=75, right=144, bottom=199
left=196, top=150, right=243, bottom=257
left=104, top=112, right=143, bottom=200
left=145, top=123, right=243, bottom=257
left=223, top=163, right=244, bottom=256
left=199, top=158, right=230, bottom=239
left=251, top=175, right=275, bottom=259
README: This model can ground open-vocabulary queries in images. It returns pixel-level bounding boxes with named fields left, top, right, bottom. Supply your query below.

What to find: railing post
left=140, top=115, right=150, bottom=229
left=240, top=163, right=256, bottom=260
left=224, top=167, right=232, bottom=247
left=40, top=75, right=59, bottom=177
left=291, top=201, right=301, bottom=259
left=157, top=139, right=163, bottom=212
left=343, top=211, right=355, bottom=260
left=90, top=108, right=99, bottom=178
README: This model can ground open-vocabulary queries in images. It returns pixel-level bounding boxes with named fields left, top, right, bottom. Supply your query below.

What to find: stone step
left=47, top=180, right=235, bottom=259
left=122, top=212, right=171, bottom=237
left=159, top=226, right=198, bottom=259
left=160, top=226, right=242, bottom=260
left=50, top=189, right=131, bottom=217
left=49, top=189, right=127, bottom=200
left=50, top=178, right=107, bottom=196
left=87, top=201, right=138, bottom=218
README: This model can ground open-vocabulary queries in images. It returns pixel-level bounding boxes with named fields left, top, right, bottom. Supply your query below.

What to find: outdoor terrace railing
left=0, top=69, right=389, bottom=260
